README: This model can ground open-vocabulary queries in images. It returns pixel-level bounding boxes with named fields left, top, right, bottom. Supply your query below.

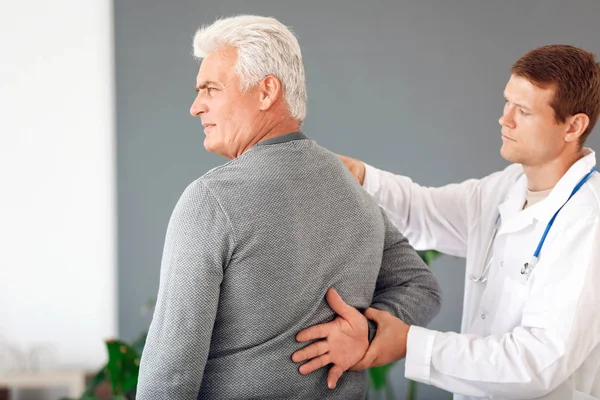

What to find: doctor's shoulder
left=476, top=163, right=524, bottom=195
left=562, top=173, right=600, bottom=220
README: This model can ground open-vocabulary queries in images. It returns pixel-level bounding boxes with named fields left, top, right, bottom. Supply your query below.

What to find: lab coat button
left=481, top=313, right=486, bottom=319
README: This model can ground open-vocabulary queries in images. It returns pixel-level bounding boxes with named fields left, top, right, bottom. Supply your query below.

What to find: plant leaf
left=405, top=379, right=418, bottom=400
left=368, top=363, right=393, bottom=390
left=417, top=249, right=441, bottom=265
left=82, top=368, right=106, bottom=396
left=104, top=339, right=141, bottom=395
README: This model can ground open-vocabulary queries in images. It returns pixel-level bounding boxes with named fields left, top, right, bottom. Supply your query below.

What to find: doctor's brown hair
left=511, top=44, right=600, bottom=145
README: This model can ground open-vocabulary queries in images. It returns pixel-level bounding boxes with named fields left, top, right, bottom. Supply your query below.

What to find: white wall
left=0, top=0, right=116, bottom=385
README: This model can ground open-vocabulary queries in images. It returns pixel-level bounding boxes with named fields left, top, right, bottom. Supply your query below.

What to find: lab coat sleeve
left=136, top=180, right=235, bottom=400
left=362, top=163, right=480, bottom=257
left=405, top=216, right=600, bottom=399
left=370, top=209, right=442, bottom=327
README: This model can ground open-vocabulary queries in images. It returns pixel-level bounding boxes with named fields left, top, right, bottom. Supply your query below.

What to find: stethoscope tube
left=471, top=165, right=598, bottom=283
left=470, top=215, right=500, bottom=283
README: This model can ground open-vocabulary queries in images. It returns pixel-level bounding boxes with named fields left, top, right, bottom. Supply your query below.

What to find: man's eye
left=519, top=108, right=529, bottom=116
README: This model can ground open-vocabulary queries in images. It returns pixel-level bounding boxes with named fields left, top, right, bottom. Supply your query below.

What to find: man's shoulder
left=480, top=163, right=524, bottom=189
left=198, top=158, right=239, bottom=182
left=566, top=174, right=600, bottom=221
left=194, top=158, right=247, bottom=192
left=175, top=177, right=216, bottom=210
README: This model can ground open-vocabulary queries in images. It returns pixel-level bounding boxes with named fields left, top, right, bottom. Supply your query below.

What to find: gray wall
left=115, top=1, right=600, bottom=398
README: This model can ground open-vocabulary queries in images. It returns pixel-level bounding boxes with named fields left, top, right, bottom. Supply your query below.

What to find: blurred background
left=1, top=1, right=599, bottom=399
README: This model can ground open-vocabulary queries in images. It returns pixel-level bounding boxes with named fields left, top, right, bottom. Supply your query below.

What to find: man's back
left=137, top=132, right=440, bottom=400
left=200, top=133, right=387, bottom=398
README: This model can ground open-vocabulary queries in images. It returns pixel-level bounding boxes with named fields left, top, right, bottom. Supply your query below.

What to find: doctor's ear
left=564, top=113, right=590, bottom=144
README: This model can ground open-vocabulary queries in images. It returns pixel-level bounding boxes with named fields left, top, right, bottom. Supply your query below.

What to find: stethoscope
left=470, top=164, right=598, bottom=283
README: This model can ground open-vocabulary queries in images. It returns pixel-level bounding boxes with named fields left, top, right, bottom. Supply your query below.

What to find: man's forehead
left=196, top=48, right=237, bottom=82
left=505, top=75, right=554, bottom=104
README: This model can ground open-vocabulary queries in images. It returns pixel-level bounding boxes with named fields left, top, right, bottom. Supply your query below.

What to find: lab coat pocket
left=490, top=276, right=529, bottom=333
left=572, top=390, right=597, bottom=400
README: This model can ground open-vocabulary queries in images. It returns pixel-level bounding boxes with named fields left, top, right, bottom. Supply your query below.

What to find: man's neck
left=523, top=149, right=585, bottom=191
left=258, top=119, right=300, bottom=143
left=237, top=118, right=300, bottom=158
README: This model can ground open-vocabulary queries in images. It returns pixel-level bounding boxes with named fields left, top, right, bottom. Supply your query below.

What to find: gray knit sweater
left=136, top=132, right=441, bottom=400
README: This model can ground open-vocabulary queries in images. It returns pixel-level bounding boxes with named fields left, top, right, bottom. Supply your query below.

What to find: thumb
left=326, top=288, right=356, bottom=319
left=364, top=307, right=387, bottom=322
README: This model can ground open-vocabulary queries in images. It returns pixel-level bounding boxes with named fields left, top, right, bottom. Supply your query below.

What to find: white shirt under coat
left=363, top=149, right=600, bottom=400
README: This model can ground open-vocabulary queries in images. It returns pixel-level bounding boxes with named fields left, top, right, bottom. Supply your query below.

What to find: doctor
left=292, top=44, right=600, bottom=399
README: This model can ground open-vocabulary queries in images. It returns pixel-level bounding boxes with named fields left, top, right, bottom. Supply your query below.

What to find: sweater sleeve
left=136, top=180, right=235, bottom=400
left=369, top=209, right=442, bottom=327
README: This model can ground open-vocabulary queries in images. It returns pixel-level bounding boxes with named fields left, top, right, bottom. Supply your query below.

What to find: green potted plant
left=60, top=338, right=142, bottom=400
left=60, top=300, right=153, bottom=400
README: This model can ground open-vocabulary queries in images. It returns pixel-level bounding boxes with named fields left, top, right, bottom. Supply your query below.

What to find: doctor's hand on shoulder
left=337, top=154, right=366, bottom=185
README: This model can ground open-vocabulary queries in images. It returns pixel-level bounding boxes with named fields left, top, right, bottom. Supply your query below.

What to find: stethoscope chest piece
left=520, top=256, right=538, bottom=278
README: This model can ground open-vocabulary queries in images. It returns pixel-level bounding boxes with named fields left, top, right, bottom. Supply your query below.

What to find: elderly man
left=136, top=15, right=441, bottom=400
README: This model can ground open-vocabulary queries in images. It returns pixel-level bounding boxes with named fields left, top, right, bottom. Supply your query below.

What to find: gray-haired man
left=136, top=15, right=441, bottom=400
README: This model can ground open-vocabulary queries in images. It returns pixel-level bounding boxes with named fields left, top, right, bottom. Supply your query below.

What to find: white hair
left=193, top=15, right=307, bottom=123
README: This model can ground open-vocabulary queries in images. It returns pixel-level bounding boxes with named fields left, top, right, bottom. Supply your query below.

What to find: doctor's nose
left=499, top=109, right=516, bottom=129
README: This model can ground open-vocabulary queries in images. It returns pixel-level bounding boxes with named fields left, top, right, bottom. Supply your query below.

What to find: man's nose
left=190, top=95, right=207, bottom=117
left=499, top=108, right=515, bottom=129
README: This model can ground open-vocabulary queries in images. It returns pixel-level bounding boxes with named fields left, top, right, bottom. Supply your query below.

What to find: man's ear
left=564, top=113, right=590, bottom=144
left=258, top=75, right=282, bottom=111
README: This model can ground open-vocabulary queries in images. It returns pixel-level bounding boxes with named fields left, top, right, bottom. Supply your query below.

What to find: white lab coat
left=363, top=149, right=600, bottom=400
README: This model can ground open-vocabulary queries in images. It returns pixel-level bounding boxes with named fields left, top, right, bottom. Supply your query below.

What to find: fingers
left=325, top=288, right=357, bottom=319
left=349, top=342, right=379, bottom=371
left=337, top=154, right=353, bottom=166
left=296, top=321, right=332, bottom=342
left=336, top=155, right=366, bottom=185
left=298, top=353, right=331, bottom=375
left=291, top=340, right=329, bottom=363
left=327, top=365, right=345, bottom=389
left=364, top=307, right=388, bottom=322
left=349, top=355, right=375, bottom=371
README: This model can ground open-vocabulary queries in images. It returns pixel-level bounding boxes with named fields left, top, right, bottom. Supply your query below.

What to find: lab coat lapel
left=497, top=174, right=532, bottom=235
left=496, top=150, right=597, bottom=236
left=528, top=150, right=598, bottom=223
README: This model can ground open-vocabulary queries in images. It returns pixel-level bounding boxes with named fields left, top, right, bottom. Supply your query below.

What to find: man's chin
left=500, top=149, right=523, bottom=165
left=500, top=146, right=515, bottom=162
left=204, top=137, right=217, bottom=153
left=204, top=139, right=230, bottom=158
